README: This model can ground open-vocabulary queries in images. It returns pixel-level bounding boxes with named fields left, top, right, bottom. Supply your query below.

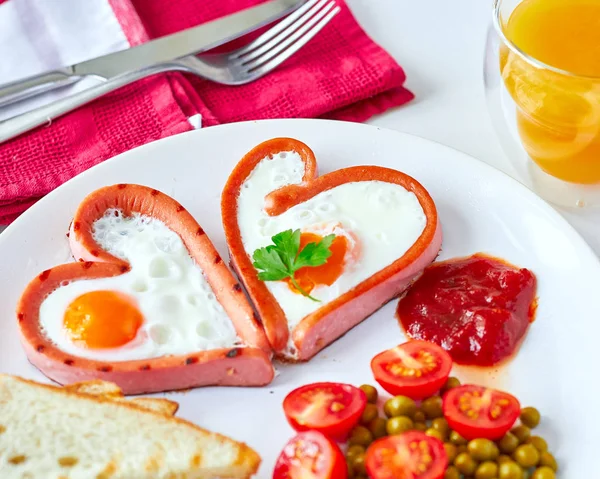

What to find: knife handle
left=0, top=61, right=195, bottom=144
left=0, top=68, right=89, bottom=109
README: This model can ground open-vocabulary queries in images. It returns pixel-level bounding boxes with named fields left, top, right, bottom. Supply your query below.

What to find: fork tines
left=232, top=0, right=341, bottom=74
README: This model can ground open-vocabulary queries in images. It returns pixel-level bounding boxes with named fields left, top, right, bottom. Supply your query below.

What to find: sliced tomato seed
left=456, top=389, right=514, bottom=422
left=386, top=349, right=439, bottom=378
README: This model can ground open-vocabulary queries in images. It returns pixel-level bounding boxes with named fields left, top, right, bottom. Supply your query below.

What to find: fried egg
left=39, top=210, right=240, bottom=361
left=237, top=152, right=427, bottom=329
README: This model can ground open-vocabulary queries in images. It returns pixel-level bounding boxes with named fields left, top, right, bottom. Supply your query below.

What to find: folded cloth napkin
left=0, top=0, right=413, bottom=224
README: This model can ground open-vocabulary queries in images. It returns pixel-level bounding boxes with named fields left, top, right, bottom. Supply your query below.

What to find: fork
left=0, top=0, right=340, bottom=143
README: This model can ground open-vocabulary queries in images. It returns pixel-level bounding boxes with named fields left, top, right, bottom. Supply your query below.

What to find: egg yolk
left=63, top=291, right=144, bottom=349
left=288, top=232, right=348, bottom=295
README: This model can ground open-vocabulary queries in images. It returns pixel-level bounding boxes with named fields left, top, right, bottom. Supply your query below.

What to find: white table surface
left=2, top=0, right=599, bottom=255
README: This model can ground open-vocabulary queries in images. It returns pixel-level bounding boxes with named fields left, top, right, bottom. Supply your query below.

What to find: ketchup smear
left=397, top=254, right=537, bottom=367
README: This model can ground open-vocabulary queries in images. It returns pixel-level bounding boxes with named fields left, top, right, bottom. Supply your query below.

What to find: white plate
left=1, top=120, right=598, bottom=476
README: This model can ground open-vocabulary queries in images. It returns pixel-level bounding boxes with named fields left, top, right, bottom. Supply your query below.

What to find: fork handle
left=0, top=67, right=86, bottom=109
left=0, top=62, right=194, bottom=144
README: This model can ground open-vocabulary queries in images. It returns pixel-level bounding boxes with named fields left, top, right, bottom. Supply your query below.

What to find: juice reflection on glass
left=500, top=0, right=600, bottom=185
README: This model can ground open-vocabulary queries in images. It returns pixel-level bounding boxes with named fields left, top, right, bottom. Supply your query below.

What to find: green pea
left=360, top=404, right=378, bottom=425
left=475, top=461, right=499, bottom=479
left=383, top=396, right=417, bottom=418
left=441, top=377, right=461, bottom=394
left=454, top=452, right=478, bottom=476
left=444, top=443, right=458, bottom=463
left=468, top=438, right=500, bottom=461
left=498, top=432, right=520, bottom=454
left=449, top=430, right=468, bottom=445
left=348, top=426, right=373, bottom=447
left=538, top=452, right=558, bottom=471
left=368, top=417, right=388, bottom=439
left=352, top=453, right=367, bottom=475
left=456, top=444, right=468, bottom=455
left=346, top=445, right=365, bottom=463
left=526, top=436, right=548, bottom=453
left=444, top=466, right=461, bottom=479
left=511, top=425, right=531, bottom=443
left=413, top=410, right=426, bottom=423
left=531, top=466, right=556, bottom=479
left=498, top=454, right=515, bottom=465
left=421, top=396, right=443, bottom=419
left=414, top=422, right=427, bottom=432
left=513, top=444, right=540, bottom=468
left=359, top=384, right=378, bottom=404
left=431, top=417, right=450, bottom=440
left=425, top=428, right=444, bottom=441
left=520, top=407, right=541, bottom=429
left=386, top=416, right=414, bottom=435
left=499, top=461, right=524, bottom=479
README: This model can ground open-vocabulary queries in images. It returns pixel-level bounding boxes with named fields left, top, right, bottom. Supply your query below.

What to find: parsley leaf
left=252, top=246, right=289, bottom=281
left=252, top=229, right=335, bottom=301
left=271, top=229, right=300, bottom=270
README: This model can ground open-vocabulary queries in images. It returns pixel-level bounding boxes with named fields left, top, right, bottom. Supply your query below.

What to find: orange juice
left=502, top=0, right=600, bottom=184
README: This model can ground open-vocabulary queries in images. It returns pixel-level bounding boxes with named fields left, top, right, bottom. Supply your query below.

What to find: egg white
left=237, top=152, right=428, bottom=330
left=39, top=210, right=240, bottom=362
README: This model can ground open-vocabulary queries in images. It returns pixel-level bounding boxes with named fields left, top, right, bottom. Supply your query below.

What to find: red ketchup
left=397, top=254, right=537, bottom=367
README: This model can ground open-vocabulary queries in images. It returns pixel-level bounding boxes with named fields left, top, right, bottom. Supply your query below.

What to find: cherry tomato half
left=273, top=430, right=348, bottom=479
left=443, top=385, right=521, bottom=440
left=283, top=382, right=367, bottom=441
left=370, top=340, right=452, bottom=399
left=365, top=431, right=448, bottom=479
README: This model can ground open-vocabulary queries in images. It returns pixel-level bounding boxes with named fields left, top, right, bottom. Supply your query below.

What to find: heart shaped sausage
left=222, top=138, right=443, bottom=361
left=17, top=184, right=273, bottom=394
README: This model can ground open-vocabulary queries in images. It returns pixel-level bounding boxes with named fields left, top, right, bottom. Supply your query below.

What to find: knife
left=0, top=0, right=305, bottom=108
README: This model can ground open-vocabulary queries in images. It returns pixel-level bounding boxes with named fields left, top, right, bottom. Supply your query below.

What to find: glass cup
left=485, top=0, right=600, bottom=208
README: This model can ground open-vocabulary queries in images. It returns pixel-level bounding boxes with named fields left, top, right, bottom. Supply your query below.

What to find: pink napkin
left=0, top=0, right=413, bottom=224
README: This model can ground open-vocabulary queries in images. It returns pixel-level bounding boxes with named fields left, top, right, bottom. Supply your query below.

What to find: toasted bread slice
left=65, top=379, right=124, bottom=397
left=65, top=380, right=180, bottom=416
left=0, top=375, right=260, bottom=478
left=127, top=397, right=180, bottom=417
